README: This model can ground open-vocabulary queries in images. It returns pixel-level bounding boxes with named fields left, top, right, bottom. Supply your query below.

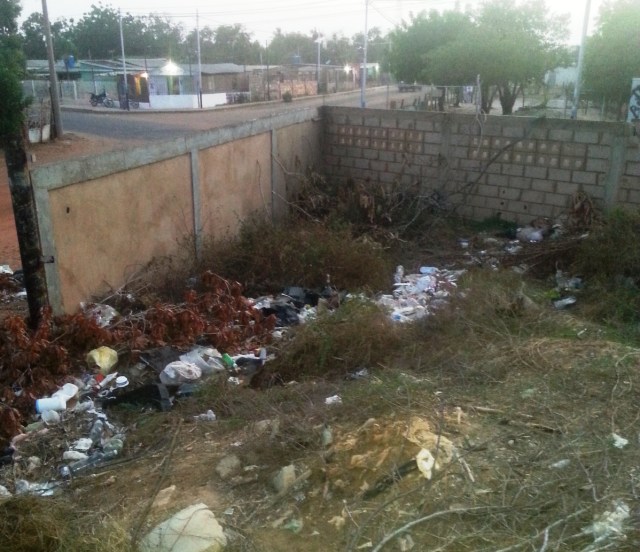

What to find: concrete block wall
left=321, top=107, right=640, bottom=224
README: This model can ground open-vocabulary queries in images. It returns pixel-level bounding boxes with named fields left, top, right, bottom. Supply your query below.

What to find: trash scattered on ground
left=377, top=266, right=465, bottom=322
left=553, top=296, right=577, bottom=309
left=549, top=459, right=571, bottom=469
left=611, top=433, right=629, bottom=449
left=140, top=502, right=227, bottom=552
left=86, top=346, right=119, bottom=374
left=195, top=409, right=217, bottom=422
left=581, top=500, right=630, bottom=547
left=325, top=395, right=343, bottom=405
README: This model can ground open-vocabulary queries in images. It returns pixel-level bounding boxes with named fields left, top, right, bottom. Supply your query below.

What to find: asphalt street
left=61, top=87, right=416, bottom=142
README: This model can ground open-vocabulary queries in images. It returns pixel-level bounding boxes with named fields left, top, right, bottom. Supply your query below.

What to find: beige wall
left=30, top=108, right=320, bottom=314
left=199, top=134, right=271, bottom=239
left=48, top=156, right=192, bottom=313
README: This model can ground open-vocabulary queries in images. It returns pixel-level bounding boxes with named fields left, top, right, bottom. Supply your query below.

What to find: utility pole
left=196, top=10, right=203, bottom=109
left=5, top=138, right=49, bottom=328
left=42, top=0, right=63, bottom=138
left=119, top=10, right=129, bottom=110
left=360, top=0, right=369, bottom=108
left=315, top=37, right=322, bottom=95
left=571, top=0, right=591, bottom=119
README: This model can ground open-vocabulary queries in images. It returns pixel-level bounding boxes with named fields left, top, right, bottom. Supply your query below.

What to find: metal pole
left=119, top=10, right=129, bottom=110
left=571, top=0, right=591, bottom=119
left=196, top=11, right=203, bottom=109
left=316, top=38, right=321, bottom=94
left=360, top=0, right=369, bottom=108
left=42, top=0, right=63, bottom=137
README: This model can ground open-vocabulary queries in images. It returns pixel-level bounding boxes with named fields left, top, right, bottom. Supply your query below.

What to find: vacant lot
left=1, top=127, right=639, bottom=552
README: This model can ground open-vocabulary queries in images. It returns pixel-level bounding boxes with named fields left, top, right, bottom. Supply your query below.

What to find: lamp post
left=360, top=0, right=369, bottom=108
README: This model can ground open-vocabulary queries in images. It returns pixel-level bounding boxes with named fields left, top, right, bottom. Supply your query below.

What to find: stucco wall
left=199, top=134, right=272, bottom=239
left=321, top=107, right=640, bottom=224
left=30, top=109, right=321, bottom=314
left=48, top=156, right=192, bottom=312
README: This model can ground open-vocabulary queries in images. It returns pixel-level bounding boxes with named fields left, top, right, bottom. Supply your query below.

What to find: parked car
left=398, top=81, right=422, bottom=92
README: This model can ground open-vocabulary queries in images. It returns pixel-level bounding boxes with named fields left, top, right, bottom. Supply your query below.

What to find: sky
left=20, top=0, right=604, bottom=45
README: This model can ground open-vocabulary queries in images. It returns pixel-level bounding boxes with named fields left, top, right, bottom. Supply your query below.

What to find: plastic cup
left=35, top=396, right=67, bottom=413
left=52, top=383, right=79, bottom=400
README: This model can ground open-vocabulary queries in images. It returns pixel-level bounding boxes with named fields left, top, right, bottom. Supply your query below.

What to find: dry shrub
left=0, top=496, right=131, bottom=552
left=403, top=269, right=556, bottom=385
left=268, top=298, right=405, bottom=380
left=573, top=208, right=640, bottom=329
left=199, top=215, right=394, bottom=295
left=574, top=208, right=640, bottom=281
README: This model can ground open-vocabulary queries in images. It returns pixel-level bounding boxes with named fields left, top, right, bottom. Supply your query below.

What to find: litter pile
left=376, top=265, right=466, bottom=323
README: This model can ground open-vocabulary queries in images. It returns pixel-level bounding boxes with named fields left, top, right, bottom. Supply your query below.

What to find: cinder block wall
left=321, top=106, right=640, bottom=224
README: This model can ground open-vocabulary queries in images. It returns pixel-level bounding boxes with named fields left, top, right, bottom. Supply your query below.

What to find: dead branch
left=370, top=506, right=498, bottom=552
left=492, top=508, right=588, bottom=552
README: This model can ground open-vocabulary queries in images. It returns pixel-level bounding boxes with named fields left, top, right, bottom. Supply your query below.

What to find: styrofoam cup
left=35, top=396, right=67, bottom=413
left=52, top=383, right=79, bottom=400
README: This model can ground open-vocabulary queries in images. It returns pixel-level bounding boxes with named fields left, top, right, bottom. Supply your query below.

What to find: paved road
left=62, top=87, right=416, bottom=142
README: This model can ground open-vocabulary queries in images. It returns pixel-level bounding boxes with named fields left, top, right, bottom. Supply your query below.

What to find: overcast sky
left=20, top=0, right=603, bottom=45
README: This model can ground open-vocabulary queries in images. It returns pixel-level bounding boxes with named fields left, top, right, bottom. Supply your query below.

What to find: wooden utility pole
left=4, top=137, right=49, bottom=328
left=42, top=0, right=63, bottom=138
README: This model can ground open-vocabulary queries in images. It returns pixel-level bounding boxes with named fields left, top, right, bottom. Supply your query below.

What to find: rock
left=152, top=485, right=177, bottom=510
left=140, top=503, right=227, bottom=552
left=271, top=464, right=296, bottom=494
left=216, top=455, right=242, bottom=480
left=0, top=485, right=11, bottom=500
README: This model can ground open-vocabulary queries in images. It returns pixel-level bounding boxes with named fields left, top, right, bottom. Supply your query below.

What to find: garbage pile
left=0, top=339, right=273, bottom=498
left=376, top=265, right=466, bottom=323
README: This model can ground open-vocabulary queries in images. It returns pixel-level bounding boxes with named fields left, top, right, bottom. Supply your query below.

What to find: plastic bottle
left=221, top=353, right=235, bottom=369
left=70, top=453, right=105, bottom=474
left=88, top=419, right=104, bottom=445
left=102, top=438, right=124, bottom=456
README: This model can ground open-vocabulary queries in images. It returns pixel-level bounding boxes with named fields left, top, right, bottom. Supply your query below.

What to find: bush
left=282, top=91, right=293, bottom=103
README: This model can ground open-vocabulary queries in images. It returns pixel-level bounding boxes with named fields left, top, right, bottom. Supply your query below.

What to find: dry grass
left=0, top=496, right=132, bottom=552
left=5, top=193, right=640, bottom=551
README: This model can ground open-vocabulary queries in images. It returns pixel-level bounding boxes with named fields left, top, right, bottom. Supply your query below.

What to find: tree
left=267, top=29, right=316, bottom=65
left=390, top=1, right=569, bottom=114
left=0, top=0, right=25, bottom=142
left=584, top=0, right=640, bottom=119
left=21, top=13, right=77, bottom=60
left=389, top=10, right=473, bottom=84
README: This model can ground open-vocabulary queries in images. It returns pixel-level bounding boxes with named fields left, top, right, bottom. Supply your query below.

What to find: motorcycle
left=89, top=90, right=115, bottom=108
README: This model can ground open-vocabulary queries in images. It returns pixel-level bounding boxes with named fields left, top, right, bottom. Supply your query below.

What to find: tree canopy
left=0, top=0, right=25, bottom=143
left=390, top=0, right=569, bottom=114
left=17, top=2, right=390, bottom=68
left=583, top=0, right=640, bottom=119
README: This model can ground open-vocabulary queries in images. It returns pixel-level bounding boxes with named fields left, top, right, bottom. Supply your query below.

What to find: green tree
left=0, top=0, right=25, bottom=143
left=21, top=13, right=76, bottom=60
left=267, top=29, right=316, bottom=65
left=390, top=1, right=569, bottom=114
left=389, top=10, right=473, bottom=84
left=584, top=0, right=640, bottom=119
left=139, top=14, right=183, bottom=59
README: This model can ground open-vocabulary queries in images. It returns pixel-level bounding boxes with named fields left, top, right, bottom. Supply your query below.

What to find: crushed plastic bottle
left=89, top=419, right=105, bottom=445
